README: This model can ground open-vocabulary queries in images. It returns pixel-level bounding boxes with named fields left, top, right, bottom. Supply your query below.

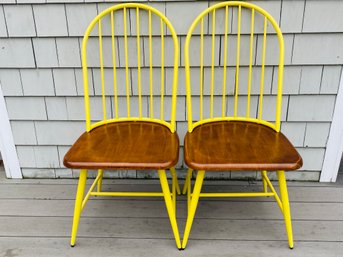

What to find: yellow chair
left=63, top=3, right=181, bottom=248
left=182, top=1, right=303, bottom=249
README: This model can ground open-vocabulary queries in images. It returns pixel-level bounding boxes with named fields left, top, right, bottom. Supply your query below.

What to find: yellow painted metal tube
left=81, top=42, right=91, bottom=132
left=170, top=167, right=180, bottom=212
left=70, top=169, right=87, bottom=246
left=187, top=170, right=192, bottom=212
left=182, top=168, right=193, bottom=195
left=81, top=171, right=103, bottom=210
left=182, top=170, right=205, bottom=249
left=172, top=171, right=176, bottom=210
left=210, top=10, right=216, bottom=119
left=98, top=20, right=107, bottom=122
left=199, top=192, right=274, bottom=197
left=186, top=169, right=193, bottom=212
left=200, top=18, right=204, bottom=121
left=170, top=167, right=181, bottom=195
left=136, top=7, right=143, bottom=118
left=277, top=170, right=294, bottom=249
left=167, top=17, right=179, bottom=134
left=98, top=20, right=107, bottom=121
left=90, top=192, right=165, bottom=197
left=247, top=9, right=255, bottom=118
left=97, top=169, right=103, bottom=193
left=275, top=40, right=284, bottom=132
left=90, top=117, right=173, bottom=132
left=185, top=84, right=193, bottom=132
left=234, top=5, right=241, bottom=117
left=258, top=17, right=267, bottom=121
left=158, top=170, right=182, bottom=249
left=262, top=170, right=268, bottom=193
left=148, top=10, right=154, bottom=119
left=185, top=31, right=193, bottom=131
left=160, top=18, right=165, bottom=121
left=190, top=116, right=277, bottom=132
left=110, top=11, right=119, bottom=119
left=222, top=6, right=229, bottom=117
left=262, top=171, right=283, bottom=212
left=123, top=7, right=131, bottom=117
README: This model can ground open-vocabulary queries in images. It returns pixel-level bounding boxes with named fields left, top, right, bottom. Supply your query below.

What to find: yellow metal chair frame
left=182, top=1, right=300, bottom=249
left=65, top=3, right=181, bottom=249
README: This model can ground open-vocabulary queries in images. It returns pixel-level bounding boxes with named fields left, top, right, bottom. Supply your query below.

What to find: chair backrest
left=81, top=3, right=179, bottom=133
left=185, top=1, right=284, bottom=132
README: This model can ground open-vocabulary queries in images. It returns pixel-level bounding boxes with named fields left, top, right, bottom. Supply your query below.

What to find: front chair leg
left=182, top=170, right=205, bottom=249
left=158, top=170, right=182, bottom=249
left=71, top=169, right=88, bottom=247
left=277, top=170, right=294, bottom=249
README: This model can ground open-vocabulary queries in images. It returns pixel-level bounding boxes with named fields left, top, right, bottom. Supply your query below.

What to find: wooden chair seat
left=64, top=121, right=179, bottom=170
left=184, top=121, right=302, bottom=171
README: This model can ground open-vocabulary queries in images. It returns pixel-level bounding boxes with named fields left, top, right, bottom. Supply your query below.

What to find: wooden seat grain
left=184, top=121, right=302, bottom=171
left=64, top=121, right=179, bottom=170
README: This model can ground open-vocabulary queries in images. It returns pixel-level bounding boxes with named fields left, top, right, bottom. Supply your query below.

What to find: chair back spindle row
left=81, top=4, right=179, bottom=133
left=185, top=2, right=284, bottom=133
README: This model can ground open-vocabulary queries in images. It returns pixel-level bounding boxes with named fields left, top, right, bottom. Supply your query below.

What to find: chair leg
left=182, top=170, right=205, bottom=249
left=71, top=169, right=88, bottom=247
left=262, top=170, right=268, bottom=193
left=182, top=168, right=193, bottom=195
left=158, top=170, right=182, bottom=249
left=187, top=169, right=193, bottom=212
left=170, top=167, right=181, bottom=195
left=171, top=169, right=177, bottom=211
left=277, top=170, right=294, bottom=249
left=97, top=169, right=103, bottom=193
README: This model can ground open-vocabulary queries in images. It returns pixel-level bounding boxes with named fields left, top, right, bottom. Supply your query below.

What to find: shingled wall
left=0, top=0, right=341, bottom=180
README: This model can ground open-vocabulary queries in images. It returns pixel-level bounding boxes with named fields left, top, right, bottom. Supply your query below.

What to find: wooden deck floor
left=0, top=166, right=342, bottom=257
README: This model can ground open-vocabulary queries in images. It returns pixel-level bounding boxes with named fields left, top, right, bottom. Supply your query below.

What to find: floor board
left=0, top=216, right=342, bottom=242
left=0, top=199, right=342, bottom=220
left=0, top=183, right=343, bottom=202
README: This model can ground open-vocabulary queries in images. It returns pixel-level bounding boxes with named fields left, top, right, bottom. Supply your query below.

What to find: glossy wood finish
left=184, top=121, right=302, bottom=171
left=64, top=121, right=179, bottom=170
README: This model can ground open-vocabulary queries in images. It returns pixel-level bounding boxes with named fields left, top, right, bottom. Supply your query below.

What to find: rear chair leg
left=97, top=169, right=103, bottom=193
left=170, top=169, right=177, bottom=211
left=277, top=170, right=294, bottom=249
left=186, top=169, right=193, bottom=212
left=158, top=170, right=182, bottom=249
left=170, top=167, right=181, bottom=195
left=182, top=168, right=193, bottom=195
left=71, top=169, right=88, bottom=247
left=262, top=170, right=268, bottom=193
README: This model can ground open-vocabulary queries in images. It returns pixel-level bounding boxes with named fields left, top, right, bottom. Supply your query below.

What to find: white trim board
left=0, top=83, right=22, bottom=179
left=320, top=68, right=343, bottom=182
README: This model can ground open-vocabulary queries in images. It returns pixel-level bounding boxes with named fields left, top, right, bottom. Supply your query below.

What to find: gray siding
left=0, top=0, right=340, bottom=180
